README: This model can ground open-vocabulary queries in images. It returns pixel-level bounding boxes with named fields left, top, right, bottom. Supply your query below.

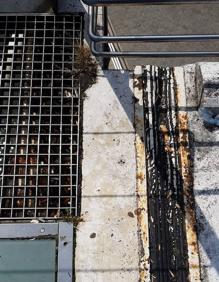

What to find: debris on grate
left=74, top=45, right=98, bottom=92
left=0, top=14, right=83, bottom=220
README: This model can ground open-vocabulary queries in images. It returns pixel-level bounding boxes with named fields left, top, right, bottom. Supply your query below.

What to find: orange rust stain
left=174, top=78, right=201, bottom=282
left=134, top=75, right=153, bottom=281
left=159, top=124, right=175, bottom=153
left=134, top=208, right=143, bottom=216
left=136, top=142, right=145, bottom=156
left=137, top=172, right=145, bottom=183
left=135, top=117, right=150, bottom=278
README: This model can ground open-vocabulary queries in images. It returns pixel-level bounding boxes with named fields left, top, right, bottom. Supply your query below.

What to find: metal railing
left=82, top=0, right=219, bottom=57
left=83, top=0, right=219, bottom=4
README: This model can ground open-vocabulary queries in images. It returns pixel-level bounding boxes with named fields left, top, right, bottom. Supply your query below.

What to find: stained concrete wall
left=75, top=70, right=140, bottom=282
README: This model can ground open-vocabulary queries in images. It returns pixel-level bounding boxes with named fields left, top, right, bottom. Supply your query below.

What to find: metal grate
left=0, top=14, right=83, bottom=219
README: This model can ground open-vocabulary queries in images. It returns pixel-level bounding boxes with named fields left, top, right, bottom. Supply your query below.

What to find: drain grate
left=0, top=14, right=83, bottom=219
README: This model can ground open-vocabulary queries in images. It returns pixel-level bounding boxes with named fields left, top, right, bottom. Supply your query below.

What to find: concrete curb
left=174, top=67, right=201, bottom=282
left=133, top=66, right=150, bottom=282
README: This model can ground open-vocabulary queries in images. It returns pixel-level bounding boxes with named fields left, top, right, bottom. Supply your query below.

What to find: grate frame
left=0, top=222, right=74, bottom=282
left=0, top=14, right=83, bottom=220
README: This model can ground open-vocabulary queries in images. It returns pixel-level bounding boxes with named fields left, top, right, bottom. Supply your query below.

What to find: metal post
left=102, top=6, right=110, bottom=69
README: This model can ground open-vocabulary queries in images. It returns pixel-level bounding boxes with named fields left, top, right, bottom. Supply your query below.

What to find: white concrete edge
left=134, top=66, right=150, bottom=282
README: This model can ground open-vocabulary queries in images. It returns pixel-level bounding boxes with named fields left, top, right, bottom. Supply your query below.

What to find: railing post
left=102, top=6, right=110, bottom=69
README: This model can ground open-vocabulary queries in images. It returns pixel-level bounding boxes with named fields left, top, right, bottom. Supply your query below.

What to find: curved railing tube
left=88, top=6, right=219, bottom=43
left=83, top=0, right=219, bottom=6
left=91, top=42, right=219, bottom=57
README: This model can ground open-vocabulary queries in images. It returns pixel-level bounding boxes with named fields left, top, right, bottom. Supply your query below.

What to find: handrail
left=82, top=0, right=219, bottom=57
left=83, top=0, right=219, bottom=5
left=89, top=7, right=219, bottom=43
left=91, top=41, right=219, bottom=57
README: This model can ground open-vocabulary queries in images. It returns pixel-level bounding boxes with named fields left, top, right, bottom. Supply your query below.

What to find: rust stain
left=160, top=124, right=174, bottom=153
left=134, top=76, right=150, bottom=282
left=134, top=208, right=143, bottom=216
left=174, top=71, right=201, bottom=282
left=137, top=171, right=145, bottom=183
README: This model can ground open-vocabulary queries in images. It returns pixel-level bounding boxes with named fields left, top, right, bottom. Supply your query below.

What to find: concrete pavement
left=108, top=4, right=219, bottom=68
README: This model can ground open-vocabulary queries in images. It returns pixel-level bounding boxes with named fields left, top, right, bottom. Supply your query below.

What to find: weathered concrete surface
left=75, top=70, right=140, bottom=282
left=184, top=63, right=219, bottom=282
left=108, top=5, right=219, bottom=68
left=196, top=63, right=219, bottom=127
left=196, top=63, right=219, bottom=104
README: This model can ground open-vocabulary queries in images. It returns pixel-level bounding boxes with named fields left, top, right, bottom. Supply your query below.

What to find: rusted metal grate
left=0, top=14, right=83, bottom=219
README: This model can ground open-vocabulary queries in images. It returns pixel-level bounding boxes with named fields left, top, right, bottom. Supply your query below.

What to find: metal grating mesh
left=0, top=14, right=83, bottom=219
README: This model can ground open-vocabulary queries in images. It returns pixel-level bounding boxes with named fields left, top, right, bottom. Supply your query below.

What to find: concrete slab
left=184, top=63, right=219, bottom=282
left=75, top=70, right=140, bottom=282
